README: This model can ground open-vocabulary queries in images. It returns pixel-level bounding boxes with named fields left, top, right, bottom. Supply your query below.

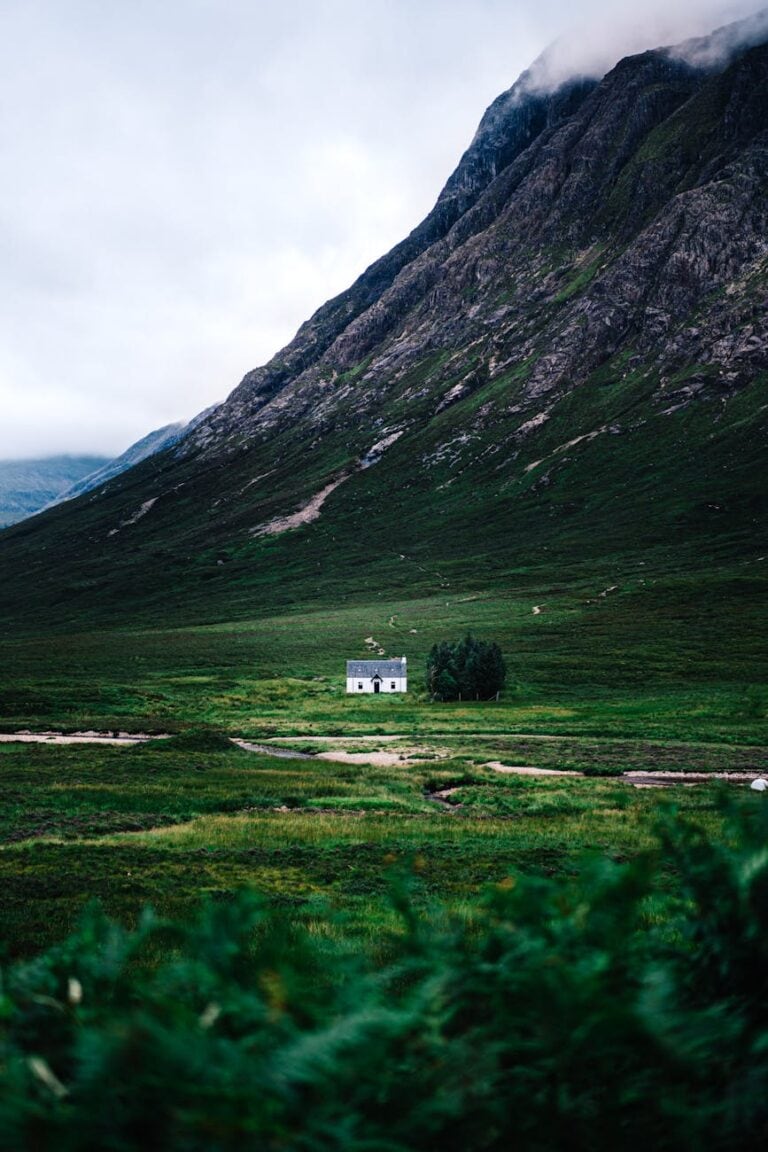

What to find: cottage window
left=391, top=682, right=396, bottom=689
left=358, top=682, right=363, bottom=690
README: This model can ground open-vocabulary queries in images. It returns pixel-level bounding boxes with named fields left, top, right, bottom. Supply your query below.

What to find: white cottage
left=346, top=657, right=407, bottom=694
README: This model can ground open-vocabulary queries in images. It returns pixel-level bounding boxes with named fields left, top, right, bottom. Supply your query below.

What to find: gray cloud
left=0, top=0, right=764, bottom=459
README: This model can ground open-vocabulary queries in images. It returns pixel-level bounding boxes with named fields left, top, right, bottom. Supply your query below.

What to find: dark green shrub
left=158, top=728, right=237, bottom=753
left=427, top=634, right=507, bottom=701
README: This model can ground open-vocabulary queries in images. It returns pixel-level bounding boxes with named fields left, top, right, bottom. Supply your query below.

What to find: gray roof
left=347, top=659, right=406, bottom=677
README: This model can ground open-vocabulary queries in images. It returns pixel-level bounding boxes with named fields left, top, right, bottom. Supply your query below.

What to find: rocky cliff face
left=186, top=71, right=600, bottom=453
left=186, top=32, right=767, bottom=461
left=0, top=15, right=766, bottom=627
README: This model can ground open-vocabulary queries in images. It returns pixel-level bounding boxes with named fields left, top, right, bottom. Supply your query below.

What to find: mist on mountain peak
left=516, top=1, right=768, bottom=96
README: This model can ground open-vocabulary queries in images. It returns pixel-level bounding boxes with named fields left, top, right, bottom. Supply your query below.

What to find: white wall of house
left=346, top=675, right=407, bottom=694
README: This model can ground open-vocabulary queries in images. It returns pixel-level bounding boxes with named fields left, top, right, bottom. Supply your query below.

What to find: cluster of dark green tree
left=1, top=799, right=767, bottom=1150
left=427, top=633, right=507, bottom=700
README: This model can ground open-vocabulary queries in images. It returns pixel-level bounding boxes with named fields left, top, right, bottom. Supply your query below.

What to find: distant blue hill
left=0, top=406, right=220, bottom=529
left=0, top=456, right=111, bottom=527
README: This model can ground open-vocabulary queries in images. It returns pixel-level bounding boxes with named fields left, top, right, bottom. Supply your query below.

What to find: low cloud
left=669, top=4, right=768, bottom=65
left=521, top=1, right=767, bottom=93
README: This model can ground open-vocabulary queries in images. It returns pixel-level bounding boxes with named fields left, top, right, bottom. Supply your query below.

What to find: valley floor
left=0, top=727, right=765, bottom=958
left=0, top=578, right=765, bottom=956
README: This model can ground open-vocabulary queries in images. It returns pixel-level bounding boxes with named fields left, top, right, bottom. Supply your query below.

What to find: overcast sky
left=0, top=0, right=764, bottom=460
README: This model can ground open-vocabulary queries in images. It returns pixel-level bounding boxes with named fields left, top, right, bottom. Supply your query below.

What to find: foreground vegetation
left=1, top=799, right=766, bottom=1149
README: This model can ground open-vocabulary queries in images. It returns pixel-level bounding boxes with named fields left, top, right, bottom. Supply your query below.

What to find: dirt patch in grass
left=315, top=750, right=431, bottom=768
left=0, top=731, right=166, bottom=746
left=624, top=770, right=764, bottom=787
left=485, top=762, right=583, bottom=777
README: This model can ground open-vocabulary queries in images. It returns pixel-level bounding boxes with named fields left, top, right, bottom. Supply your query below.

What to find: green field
left=1, top=568, right=766, bottom=740
left=1, top=573, right=765, bottom=960
left=0, top=729, right=757, bottom=960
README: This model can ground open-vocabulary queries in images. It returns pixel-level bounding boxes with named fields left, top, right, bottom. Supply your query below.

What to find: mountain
left=0, top=456, right=110, bottom=528
left=47, top=407, right=220, bottom=510
left=0, top=14, right=766, bottom=630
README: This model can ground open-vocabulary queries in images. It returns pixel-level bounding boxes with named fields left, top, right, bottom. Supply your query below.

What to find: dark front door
left=373, top=678, right=381, bottom=694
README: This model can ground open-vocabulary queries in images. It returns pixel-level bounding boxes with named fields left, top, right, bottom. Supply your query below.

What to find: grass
left=0, top=548, right=764, bottom=964
left=0, top=564, right=764, bottom=962
left=0, top=572, right=766, bottom=743
left=0, top=721, right=752, bottom=959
